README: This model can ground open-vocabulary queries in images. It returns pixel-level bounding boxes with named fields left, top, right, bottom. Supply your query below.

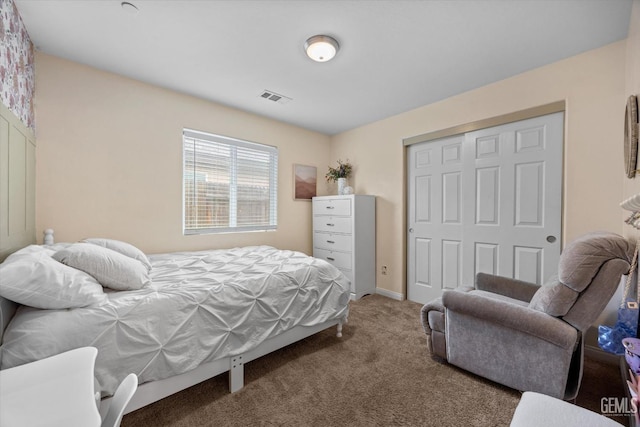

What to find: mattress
left=0, top=245, right=350, bottom=396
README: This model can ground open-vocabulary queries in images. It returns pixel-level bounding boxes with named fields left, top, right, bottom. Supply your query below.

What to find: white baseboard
left=585, top=344, right=621, bottom=365
left=375, top=287, right=405, bottom=301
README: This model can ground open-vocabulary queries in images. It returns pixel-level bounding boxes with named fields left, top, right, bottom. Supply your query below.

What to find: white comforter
left=0, top=246, right=350, bottom=396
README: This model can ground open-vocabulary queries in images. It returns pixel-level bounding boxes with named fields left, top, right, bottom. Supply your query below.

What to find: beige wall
left=35, top=14, right=636, bottom=300
left=34, top=53, right=331, bottom=255
left=623, top=0, right=640, bottom=235
left=331, top=40, right=627, bottom=299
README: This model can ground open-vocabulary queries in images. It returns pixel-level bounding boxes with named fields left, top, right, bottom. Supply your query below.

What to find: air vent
left=259, top=90, right=292, bottom=105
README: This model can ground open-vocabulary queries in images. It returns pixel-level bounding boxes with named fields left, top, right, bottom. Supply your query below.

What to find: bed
left=0, top=240, right=350, bottom=414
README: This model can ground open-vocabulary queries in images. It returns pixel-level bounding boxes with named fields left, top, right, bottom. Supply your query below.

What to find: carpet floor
left=121, top=294, right=628, bottom=427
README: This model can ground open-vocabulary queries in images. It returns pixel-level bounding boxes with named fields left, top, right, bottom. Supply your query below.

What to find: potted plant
left=325, top=159, right=352, bottom=195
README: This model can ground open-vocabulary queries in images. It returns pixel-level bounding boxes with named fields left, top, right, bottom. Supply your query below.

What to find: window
left=183, top=129, right=278, bottom=234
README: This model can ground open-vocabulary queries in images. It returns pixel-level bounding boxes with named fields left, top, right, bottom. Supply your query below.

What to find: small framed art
left=293, top=164, right=317, bottom=200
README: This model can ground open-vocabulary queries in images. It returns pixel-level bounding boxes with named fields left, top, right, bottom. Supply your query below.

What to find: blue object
left=598, top=300, right=639, bottom=355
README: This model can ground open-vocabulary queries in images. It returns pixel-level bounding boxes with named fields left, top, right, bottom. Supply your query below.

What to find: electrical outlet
left=381, top=265, right=388, bottom=275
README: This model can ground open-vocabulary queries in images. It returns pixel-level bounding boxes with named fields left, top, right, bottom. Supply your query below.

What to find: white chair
left=102, top=373, right=138, bottom=427
left=510, top=391, right=625, bottom=427
left=0, top=347, right=102, bottom=426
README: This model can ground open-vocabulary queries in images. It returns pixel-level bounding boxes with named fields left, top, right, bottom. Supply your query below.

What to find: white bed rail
left=100, top=317, right=346, bottom=415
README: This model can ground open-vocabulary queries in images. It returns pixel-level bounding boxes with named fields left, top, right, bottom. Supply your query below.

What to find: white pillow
left=0, top=245, right=107, bottom=309
left=53, top=243, right=151, bottom=291
left=81, top=238, right=152, bottom=272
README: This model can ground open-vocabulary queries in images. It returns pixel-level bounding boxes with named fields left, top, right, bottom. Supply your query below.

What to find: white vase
left=337, top=178, right=347, bottom=195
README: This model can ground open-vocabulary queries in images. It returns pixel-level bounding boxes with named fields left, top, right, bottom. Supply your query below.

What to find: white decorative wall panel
left=442, top=143, right=462, bottom=164
left=475, top=135, right=500, bottom=159
left=475, top=242, right=498, bottom=276
left=516, top=126, right=545, bottom=153
left=476, top=166, right=500, bottom=225
left=442, top=239, right=461, bottom=289
left=416, top=238, right=431, bottom=286
left=415, top=175, right=431, bottom=223
left=514, top=246, right=542, bottom=284
left=442, top=172, right=461, bottom=224
left=416, top=149, right=432, bottom=168
left=515, top=162, right=544, bottom=226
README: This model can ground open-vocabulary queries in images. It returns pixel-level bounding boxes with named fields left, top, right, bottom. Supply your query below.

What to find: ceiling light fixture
left=304, top=35, right=339, bottom=63
left=121, top=1, right=139, bottom=15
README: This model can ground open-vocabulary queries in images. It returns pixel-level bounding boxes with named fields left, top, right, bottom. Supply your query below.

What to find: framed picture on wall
left=293, top=164, right=317, bottom=201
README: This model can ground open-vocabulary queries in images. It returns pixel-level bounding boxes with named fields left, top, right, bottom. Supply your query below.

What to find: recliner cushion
left=529, top=277, right=579, bottom=317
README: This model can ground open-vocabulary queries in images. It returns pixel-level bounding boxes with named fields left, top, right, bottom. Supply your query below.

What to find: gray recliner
left=421, top=231, right=635, bottom=400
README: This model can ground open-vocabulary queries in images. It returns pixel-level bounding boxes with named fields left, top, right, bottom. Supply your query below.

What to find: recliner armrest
left=475, top=272, right=540, bottom=303
left=442, top=289, right=577, bottom=350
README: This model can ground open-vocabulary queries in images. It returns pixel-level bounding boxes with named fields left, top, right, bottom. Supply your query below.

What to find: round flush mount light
left=304, top=35, right=339, bottom=62
left=121, top=1, right=139, bottom=14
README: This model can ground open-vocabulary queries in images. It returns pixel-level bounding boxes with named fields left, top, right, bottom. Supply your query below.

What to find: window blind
left=183, top=129, right=278, bottom=234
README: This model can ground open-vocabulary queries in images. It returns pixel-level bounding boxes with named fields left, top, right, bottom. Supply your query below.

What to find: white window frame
left=182, top=129, right=278, bottom=235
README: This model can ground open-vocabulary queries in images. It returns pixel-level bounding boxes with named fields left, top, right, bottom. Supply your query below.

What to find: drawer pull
left=326, top=223, right=335, bottom=227
left=326, top=206, right=335, bottom=209
left=326, top=257, right=335, bottom=261
left=326, top=240, right=335, bottom=244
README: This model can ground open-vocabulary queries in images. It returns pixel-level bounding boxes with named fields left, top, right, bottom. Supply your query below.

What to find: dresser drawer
left=312, top=199, right=352, bottom=216
left=313, top=232, right=353, bottom=251
left=314, top=248, right=352, bottom=270
left=313, top=216, right=352, bottom=234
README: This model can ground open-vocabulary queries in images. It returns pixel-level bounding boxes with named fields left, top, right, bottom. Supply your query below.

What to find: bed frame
left=0, top=294, right=345, bottom=415
left=113, top=318, right=344, bottom=414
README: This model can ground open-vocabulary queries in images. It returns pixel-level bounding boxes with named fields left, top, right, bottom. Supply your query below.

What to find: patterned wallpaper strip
left=0, top=0, right=35, bottom=131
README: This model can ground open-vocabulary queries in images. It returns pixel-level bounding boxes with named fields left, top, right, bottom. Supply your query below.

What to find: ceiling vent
left=259, top=90, right=292, bottom=105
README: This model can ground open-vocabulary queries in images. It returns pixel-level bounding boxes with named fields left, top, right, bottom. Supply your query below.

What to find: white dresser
left=312, top=195, right=376, bottom=300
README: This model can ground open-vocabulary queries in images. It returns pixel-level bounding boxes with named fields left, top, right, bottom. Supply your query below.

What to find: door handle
left=326, top=206, right=335, bottom=209
left=326, top=257, right=335, bottom=261
left=546, top=235, right=557, bottom=243
left=327, top=223, right=335, bottom=227
left=327, top=240, right=335, bottom=244
left=409, top=228, right=414, bottom=233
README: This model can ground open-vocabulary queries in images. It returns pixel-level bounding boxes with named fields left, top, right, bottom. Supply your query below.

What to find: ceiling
left=15, top=0, right=633, bottom=135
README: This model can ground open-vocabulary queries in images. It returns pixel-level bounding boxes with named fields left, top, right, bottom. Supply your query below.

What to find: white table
left=0, top=347, right=102, bottom=427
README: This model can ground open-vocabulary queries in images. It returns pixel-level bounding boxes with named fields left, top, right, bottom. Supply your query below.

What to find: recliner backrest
left=562, top=258, right=630, bottom=331
left=528, top=231, right=634, bottom=330
left=558, top=231, right=633, bottom=292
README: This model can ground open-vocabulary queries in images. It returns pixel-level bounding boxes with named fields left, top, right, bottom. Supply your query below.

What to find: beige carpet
left=121, top=294, right=628, bottom=427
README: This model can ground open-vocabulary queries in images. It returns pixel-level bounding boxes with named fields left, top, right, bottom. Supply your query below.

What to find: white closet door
left=407, top=112, right=563, bottom=304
